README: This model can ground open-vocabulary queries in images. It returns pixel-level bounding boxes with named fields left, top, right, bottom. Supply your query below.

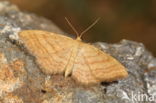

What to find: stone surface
left=0, top=53, right=26, bottom=99
left=0, top=1, right=156, bottom=103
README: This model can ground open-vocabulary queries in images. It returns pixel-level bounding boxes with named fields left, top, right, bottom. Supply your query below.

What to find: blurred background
left=4, top=0, right=156, bottom=56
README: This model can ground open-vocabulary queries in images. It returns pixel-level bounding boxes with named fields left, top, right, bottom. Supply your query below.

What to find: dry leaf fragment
left=18, top=30, right=128, bottom=85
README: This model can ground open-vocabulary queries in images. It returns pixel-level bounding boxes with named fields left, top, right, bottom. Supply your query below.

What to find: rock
left=0, top=54, right=26, bottom=99
left=0, top=1, right=156, bottom=103
left=95, top=40, right=156, bottom=103
left=2, top=94, right=23, bottom=103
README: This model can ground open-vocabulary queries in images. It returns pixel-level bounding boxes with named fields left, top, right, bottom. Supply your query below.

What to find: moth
left=18, top=18, right=128, bottom=85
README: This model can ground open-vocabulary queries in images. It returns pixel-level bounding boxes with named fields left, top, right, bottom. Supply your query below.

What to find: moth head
left=65, top=17, right=100, bottom=41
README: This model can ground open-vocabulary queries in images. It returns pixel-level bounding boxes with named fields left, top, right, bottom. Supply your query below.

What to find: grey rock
left=95, top=40, right=156, bottom=103
left=0, top=1, right=156, bottom=103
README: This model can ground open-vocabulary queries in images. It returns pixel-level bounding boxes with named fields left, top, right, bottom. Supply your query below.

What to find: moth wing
left=72, top=43, right=128, bottom=85
left=19, top=30, right=75, bottom=74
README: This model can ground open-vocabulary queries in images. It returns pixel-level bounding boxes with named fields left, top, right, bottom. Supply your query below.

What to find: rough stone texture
left=0, top=1, right=156, bottom=103
left=0, top=54, right=26, bottom=99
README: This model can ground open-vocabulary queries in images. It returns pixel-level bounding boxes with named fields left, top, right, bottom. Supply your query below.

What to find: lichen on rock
left=0, top=1, right=155, bottom=103
left=0, top=52, right=26, bottom=99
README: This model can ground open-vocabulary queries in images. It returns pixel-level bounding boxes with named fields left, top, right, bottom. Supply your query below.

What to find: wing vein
left=82, top=53, right=99, bottom=81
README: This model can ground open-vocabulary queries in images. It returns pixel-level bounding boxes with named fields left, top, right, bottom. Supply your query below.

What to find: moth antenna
left=65, top=17, right=80, bottom=38
left=79, top=17, right=100, bottom=38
